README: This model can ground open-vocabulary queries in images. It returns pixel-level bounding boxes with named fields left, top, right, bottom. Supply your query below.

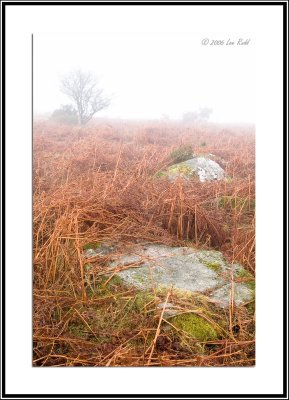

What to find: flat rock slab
left=165, top=157, right=225, bottom=182
left=107, top=244, right=253, bottom=308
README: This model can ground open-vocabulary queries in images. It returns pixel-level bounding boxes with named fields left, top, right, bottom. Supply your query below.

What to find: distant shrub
left=50, top=104, right=78, bottom=125
left=183, top=108, right=213, bottom=124
left=170, top=145, right=194, bottom=164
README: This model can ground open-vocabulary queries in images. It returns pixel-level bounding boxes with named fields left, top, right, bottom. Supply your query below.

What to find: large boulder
left=101, top=244, right=254, bottom=309
left=164, top=157, right=225, bottom=182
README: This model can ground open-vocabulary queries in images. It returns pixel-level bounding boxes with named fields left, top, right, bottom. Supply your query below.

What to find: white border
left=4, top=3, right=286, bottom=396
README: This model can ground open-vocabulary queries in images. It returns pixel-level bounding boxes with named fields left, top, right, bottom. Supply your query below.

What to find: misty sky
left=34, top=32, right=255, bottom=123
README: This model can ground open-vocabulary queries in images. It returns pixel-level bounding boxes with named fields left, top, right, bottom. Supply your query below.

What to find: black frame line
left=0, top=1, right=288, bottom=5
left=1, top=1, right=288, bottom=399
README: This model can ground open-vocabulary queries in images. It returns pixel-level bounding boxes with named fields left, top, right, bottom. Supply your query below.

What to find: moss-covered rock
left=197, top=250, right=225, bottom=273
left=109, top=244, right=254, bottom=309
left=158, top=157, right=225, bottom=182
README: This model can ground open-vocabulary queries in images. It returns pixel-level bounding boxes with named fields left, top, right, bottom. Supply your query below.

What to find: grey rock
left=108, top=244, right=254, bottom=309
left=166, top=157, right=225, bottom=182
left=211, top=283, right=253, bottom=308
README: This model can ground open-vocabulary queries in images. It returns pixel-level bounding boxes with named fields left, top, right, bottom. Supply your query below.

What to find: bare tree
left=61, top=70, right=110, bottom=125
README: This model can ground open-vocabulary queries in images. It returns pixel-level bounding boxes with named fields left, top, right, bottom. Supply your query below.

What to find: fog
left=34, top=32, right=255, bottom=123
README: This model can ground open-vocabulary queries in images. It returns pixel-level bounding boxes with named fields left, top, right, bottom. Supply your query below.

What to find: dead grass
left=33, top=120, right=255, bottom=366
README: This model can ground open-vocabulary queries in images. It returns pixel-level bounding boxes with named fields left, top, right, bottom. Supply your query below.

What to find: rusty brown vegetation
left=33, top=120, right=255, bottom=367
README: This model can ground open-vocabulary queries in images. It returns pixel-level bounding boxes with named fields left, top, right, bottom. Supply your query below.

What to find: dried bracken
left=33, top=120, right=255, bottom=367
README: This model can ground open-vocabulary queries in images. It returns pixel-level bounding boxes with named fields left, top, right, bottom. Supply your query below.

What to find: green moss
left=246, top=280, right=255, bottom=291
left=197, top=251, right=225, bottom=274
left=168, top=164, right=195, bottom=177
left=107, top=274, right=124, bottom=287
left=83, top=242, right=101, bottom=251
left=134, top=292, right=155, bottom=311
left=235, top=268, right=255, bottom=291
left=201, top=260, right=222, bottom=272
left=169, top=313, right=218, bottom=341
left=235, top=268, right=252, bottom=279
